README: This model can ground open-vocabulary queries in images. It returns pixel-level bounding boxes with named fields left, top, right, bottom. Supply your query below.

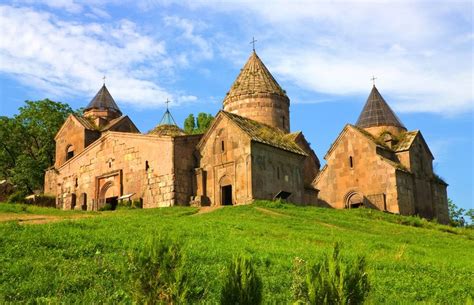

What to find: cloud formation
left=195, top=0, right=473, bottom=114
left=0, top=4, right=196, bottom=108
left=1, top=1, right=472, bottom=115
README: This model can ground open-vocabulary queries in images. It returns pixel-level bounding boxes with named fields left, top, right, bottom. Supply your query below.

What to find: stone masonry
left=44, top=50, right=447, bottom=223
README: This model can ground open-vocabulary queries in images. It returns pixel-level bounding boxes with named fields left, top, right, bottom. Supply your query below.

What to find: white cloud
left=153, top=0, right=473, bottom=115
left=0, top=5, right=197, bottom=108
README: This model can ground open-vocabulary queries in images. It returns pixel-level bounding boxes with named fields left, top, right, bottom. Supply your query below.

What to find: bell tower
left=223, top=51, right=290, bottom=133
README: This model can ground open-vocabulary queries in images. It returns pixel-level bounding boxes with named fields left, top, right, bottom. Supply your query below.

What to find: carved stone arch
left=344, top=190, right=365, bottom=209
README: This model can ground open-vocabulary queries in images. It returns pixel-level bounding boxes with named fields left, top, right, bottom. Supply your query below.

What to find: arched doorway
left=71, top=193, right=77, bottom=210
left=219, top=176, right=233, bottom=206
left=345, top=191, right=364, bottom=209
left=98, top=181, right=119, bottom=210
left=79, top=193, right=87, bottom=211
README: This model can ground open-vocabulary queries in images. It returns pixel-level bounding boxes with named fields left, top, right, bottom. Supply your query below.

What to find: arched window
left=349, top=156, right=353, bottom=168
left=66, top=145, right=75, bottom=161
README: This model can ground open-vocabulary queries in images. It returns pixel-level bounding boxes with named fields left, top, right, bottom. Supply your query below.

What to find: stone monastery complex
left=44, top=50, right=449, bottom=224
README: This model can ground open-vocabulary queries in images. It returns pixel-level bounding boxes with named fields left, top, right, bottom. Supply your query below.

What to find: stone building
left=44, top=51, right=320, bottom=210
left=314, top=85, right=449, bottom=223
left=44, top=50, right=447, bottom=222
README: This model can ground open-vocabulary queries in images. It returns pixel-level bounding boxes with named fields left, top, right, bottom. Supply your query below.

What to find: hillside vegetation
left=0, top=201, right=473, bottom=304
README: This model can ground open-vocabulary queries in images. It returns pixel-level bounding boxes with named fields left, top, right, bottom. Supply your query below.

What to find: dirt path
left=254, top=207, right=289, bottom=217
left=0, top=213, right=95, bottom=225
left=192, top=206, right=224, bottom=215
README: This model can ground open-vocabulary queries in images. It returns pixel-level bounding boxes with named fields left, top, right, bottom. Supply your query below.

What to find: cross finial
left=165, top=98, right=170, bottom=110
left=371, top=75, right=377, bottom=86
left=102, top=75, right=106, bottom=85
left=250, top=36, right=257, bottom=51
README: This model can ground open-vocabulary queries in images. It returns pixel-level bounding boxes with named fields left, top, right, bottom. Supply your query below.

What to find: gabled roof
left=356, top=85, right=405, bottom=129
left=85, top=84, right=122, bottom=114
left=220, top=111, right=307, bottom=155
left=223, top=51, right=288, bottom=103
left=323, top=124, right=410, bottom=172
left=392, top=130, right=433, bottom=159
left=73, top=114, right=97, bottom=130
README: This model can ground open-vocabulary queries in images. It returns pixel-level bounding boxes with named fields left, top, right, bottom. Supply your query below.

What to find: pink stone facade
left=44, top=50, right=448, bottom=223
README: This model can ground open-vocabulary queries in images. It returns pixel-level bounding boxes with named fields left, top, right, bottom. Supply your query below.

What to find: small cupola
left=83, top=83, right=122, bottom=127
left=148, top=100, right=185, bottom=137
left=355, top=85, right=406, bottom=137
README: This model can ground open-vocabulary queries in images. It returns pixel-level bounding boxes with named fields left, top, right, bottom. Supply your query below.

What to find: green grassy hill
left=0, top=201, right=473, bottom=304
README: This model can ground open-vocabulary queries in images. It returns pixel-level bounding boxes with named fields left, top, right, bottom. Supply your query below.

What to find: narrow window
left=277, top=166, right=280, bottom=179
left=221, top=141, right=225, bottom=152
left=282, top=116, right=286, bottom=129
left=75, top=178, right=78, bottom=187
left=349, top=156, right=353, bottom=168
left=145, top=160, right=149, bottom=171
left=66, top=145, right=75, bottom=161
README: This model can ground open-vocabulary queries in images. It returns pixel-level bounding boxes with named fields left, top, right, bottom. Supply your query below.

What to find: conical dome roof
left=223, top=51, right=288, bottom=103
left=85, top=84, right=121, bottom=114
left=356, top=86, right=405, bottom=129
left=148, top=105, right=184, bottom=137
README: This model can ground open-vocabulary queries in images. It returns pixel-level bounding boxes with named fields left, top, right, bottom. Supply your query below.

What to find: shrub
left=7, top=190, right=27, bottom=203
left=128, top=236, right=194, bottom=304
left=220, top=255, right=263, bottom=305
left=292, top=243, right=370, bottom=305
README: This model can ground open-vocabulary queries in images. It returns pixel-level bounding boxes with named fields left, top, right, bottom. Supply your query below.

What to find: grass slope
left=0, top=201, right=473, bottom=304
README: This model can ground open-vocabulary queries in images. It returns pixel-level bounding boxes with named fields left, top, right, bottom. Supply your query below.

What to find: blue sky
left=0, top=0, right=472, bottom=210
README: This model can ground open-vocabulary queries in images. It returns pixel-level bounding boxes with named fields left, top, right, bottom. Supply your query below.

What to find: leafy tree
left=0, top=99, right=73, bottom=194
left=196, top=113, right=213, bottom=133
left=448, top=199, right=466, bottom=227
left=184, top=114, right=196, bottom=134
left=183, top=113, right=214, bottom=134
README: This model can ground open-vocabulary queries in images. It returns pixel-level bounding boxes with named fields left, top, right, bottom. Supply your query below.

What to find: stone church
left=44, top=50, right=448, bottom=223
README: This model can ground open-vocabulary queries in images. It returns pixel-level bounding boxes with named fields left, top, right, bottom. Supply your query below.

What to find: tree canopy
left=183, top=113, right=214, bottom=135
left=0, top=99, right=73, bottom=194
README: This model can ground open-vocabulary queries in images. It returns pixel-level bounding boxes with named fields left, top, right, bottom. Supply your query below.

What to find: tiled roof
left=222, top=111, right=307, bottom=156
left=356, top=85, right=405, bottom=129
left=85, top=84, right=122, bottom=114
left=223, top=51, right=288, bottom=103
left=148, top=124, right=185, bottom=137
left=72, top=114, right=96, bottom=130
left=392, top=131, right=419, bottom=152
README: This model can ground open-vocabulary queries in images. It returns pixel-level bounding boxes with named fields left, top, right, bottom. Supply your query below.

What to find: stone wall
left=223, top=95, right=290, bottom=132
left=197, top=116, right=253, bottom=206
left=315, top=126, right=400, bottom=212
left=173, top=135, right=202, bottom=205
left=49, top=132, right=181, bottom=210
left=54, top=116, right=94, bottom=167
left=251, top=142, right=305, bottom=204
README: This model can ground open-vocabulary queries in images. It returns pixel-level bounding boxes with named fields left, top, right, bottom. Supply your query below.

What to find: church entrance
left=105, top=196, right=118, bottom=210
left=221, top=185, right=233, bottom=206
left=346, top=192, right=364, bottom=209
